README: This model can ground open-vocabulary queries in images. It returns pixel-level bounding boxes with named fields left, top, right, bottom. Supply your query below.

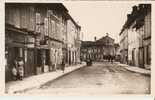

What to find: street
left=23, top=62, right=150, bottom=95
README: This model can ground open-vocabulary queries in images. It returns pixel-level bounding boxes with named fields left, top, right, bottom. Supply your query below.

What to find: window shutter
left=51, top=20, right=55, bottom=38
left=44, top=17, right=48, bottom=36
left=36, top=13, right=41, bottom=33
left=29, top=7, right=35, bottom=31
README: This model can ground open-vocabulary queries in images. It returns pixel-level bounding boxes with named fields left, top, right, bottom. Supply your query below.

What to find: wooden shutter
left=36, top=13, right=41, bottom=33
left=44, top=17, right=48, bottom=36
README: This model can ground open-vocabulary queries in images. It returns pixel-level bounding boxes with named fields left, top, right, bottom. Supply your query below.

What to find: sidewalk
left=6, top=62, right=86, bottom=94
left=118, top=63, right=151, bottom=76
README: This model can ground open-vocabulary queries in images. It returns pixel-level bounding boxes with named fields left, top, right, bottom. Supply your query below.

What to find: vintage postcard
left=0, top=0, right=154, bottom=95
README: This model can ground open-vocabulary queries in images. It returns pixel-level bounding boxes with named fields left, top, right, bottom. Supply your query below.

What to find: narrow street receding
left=5, top=2, right=151, bottom=95
left=23, top=62, right=150, bottom=95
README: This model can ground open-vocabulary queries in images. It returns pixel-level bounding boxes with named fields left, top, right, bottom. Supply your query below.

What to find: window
left=56, top=23, right=60, bottom=37
left=44, top=18, right=48, bottom=36
left=36, top=13, right=41, bottom=24
left=19, top=48, right=23, bottom=58
left=29, top=7, right=35, bottom=31
left=47, top=10, right=53, bottom=18
left=51, top=20, right=55, bottom=35
left=36, top=13, right=41, bottom=33
left=48, top=20, right=52, bottom=37
left=147, top=45, right=151, bottom=65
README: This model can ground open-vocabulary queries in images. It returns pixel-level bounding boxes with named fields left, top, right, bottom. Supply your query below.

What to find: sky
left=64, top=2, right=140, bottom=43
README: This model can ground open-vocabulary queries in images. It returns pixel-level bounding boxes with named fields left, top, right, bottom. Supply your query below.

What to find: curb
left=118, top=63, right=151, bottom=76
left=6, top=63, right=86, bottom=94
left=39, top=65, right=87, bottom=89
left=124, top=67, right=151, bottom=76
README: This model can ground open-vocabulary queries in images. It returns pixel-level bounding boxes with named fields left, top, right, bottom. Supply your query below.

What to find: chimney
left=132, top=6, right=138, bottom=14
left=127, top=14, right=131, bottom=19
left=139, top=4, right=144, bottom=9
left=139, top=4, right=151, bottom=13
left=133, top=6, right=137, bottom=11
left=106, top=33, right=109, bottom=37
left=94, top=36, right=97, bottom=41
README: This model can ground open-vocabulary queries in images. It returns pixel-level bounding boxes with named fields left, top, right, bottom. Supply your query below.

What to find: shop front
left=36, top=45, right=50, bottom=74
left=5, top=29, right=37, bottom=82
left=24, top=35, right=36, bottom=77
left=5, top=30, right=26, bottom=82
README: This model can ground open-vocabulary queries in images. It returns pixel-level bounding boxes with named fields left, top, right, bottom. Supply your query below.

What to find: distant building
left=81, top=34, right=119, bottom=61
left=119, top=4, right=151, bottom=69
left=114, top=43, right=121, bottom=61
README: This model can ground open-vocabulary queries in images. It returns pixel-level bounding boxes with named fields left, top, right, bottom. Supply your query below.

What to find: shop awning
left=6, top=42, right=25, bottom=48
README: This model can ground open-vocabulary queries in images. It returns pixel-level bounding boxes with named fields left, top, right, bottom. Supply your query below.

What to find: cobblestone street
left=22, top=62, right=150, bottom=95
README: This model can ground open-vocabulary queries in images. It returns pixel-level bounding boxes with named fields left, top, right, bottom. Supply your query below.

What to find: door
left=45, top=49, right=50, bottom=66
left=132, top=49, right=135, bottom=66
left=69, top=51, right=71, bottom=65
left=25, top=49, right=35, bottom=77
left=139, top=47, right=144, bottom=68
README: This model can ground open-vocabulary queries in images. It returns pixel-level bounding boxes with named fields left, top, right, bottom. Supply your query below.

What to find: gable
left=97, top=36, right=114, bottom=43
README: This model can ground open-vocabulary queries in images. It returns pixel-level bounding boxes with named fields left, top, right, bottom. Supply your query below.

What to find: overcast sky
left=64, top=2, right=140, bottom=43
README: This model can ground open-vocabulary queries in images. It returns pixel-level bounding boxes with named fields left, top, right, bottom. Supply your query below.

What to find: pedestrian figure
left=17, top=57, right=24, bottom=80
left=61, top=57, right=65, bottom=73
left=12, top=60, right=18, bottom=80
left=111, top=55, right=113, bottom=63
left=90, top=58, right=92, bottom=66
left=108, top=55, right=110, bottom=62
left=54, top=50, right=58, bottom=71
left=49, top=61, right=52, bottom=72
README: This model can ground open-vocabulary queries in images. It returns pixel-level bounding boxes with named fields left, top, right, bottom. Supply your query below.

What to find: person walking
left=12, top=59, right=18, bottom=81
left=61, top=57, right=65, bottom=73
left=54, top=50, right=58, bottom=71
left=17, top=57, right=24, bottom=80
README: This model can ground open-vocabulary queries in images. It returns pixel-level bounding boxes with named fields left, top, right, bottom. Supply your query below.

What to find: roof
left=119, top=4, right=151, bottom=35
left=81, top=35, right=115, bottom=47
left=96, top=35, right=114, bottom=42
left=66, top=12, right=81, bottom=29
left=5, top=3, right=81, bottom=29
left=5, top=3, right=68, bottom=12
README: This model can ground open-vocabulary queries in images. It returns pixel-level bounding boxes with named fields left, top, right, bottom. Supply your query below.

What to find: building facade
left=5, top=3, right=81, bottom=82
left=119, top=4, right=151, bottom=69
left=67, top=16, right=81, bottom=65
left=81, top=34, right=119, bottom=61
left=119, top=20, right=129, bottom=64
